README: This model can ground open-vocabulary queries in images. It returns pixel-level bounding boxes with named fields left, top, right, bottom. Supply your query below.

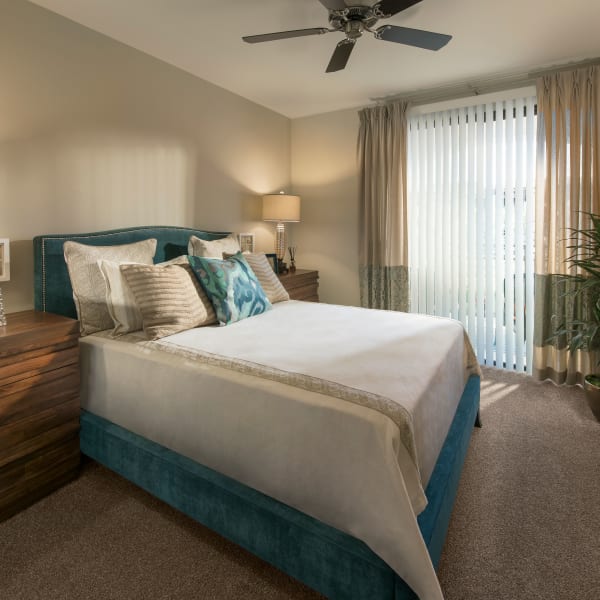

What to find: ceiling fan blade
left=243, top=28, right=329, bottom=44
left=375, top=25, right=451, bottom=50
left=374, top=0, right=422, bottom=18
left=318, top=0, right=348, bottom=10
left=326, top=39, right=356, bottom=73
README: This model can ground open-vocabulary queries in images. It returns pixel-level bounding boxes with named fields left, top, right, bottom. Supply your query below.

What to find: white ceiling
left=29, top=0, right=600, bottom=118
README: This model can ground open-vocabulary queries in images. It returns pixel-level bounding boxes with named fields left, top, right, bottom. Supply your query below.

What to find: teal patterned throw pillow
left=188, top=253, right=271, bottom=325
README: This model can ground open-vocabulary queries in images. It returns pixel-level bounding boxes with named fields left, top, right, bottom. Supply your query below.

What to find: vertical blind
left=407, top=96, right=537, bottom=372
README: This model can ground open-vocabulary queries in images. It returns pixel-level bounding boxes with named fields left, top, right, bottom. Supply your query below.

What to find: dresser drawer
left=288, top=283, right=319, bottom=302
left=0, top=434, right=80, bottom=492
left=279, top=269, right=319, bottom=302
left=0, top=310, right=81, bottom=521
left=0, top=399, right=80, bottom=466
left=0, top=344, right=79, bottom=386
left=0, top=442, right=80, bottom=522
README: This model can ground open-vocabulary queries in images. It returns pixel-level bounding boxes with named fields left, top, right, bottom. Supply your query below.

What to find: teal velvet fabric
left=188, top=253, right=271, bottom=325
left=418, top=375, right=480, bottom=568
left=81, top=411, right=398, bottom=599
left=33, top=226, right=229, bottom=319
left=80, top=376, right=480, bottom=600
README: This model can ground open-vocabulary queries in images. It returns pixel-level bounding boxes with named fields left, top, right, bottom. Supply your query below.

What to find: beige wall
left=0, top=0, right=290, bottom=311
left=291, top=109, right=360, bottom=306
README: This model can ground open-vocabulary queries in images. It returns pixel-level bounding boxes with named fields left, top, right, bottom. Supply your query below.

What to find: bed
left=33, top=226, right=481, bottom=600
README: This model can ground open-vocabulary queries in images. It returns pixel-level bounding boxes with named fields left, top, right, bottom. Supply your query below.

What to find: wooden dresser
left=0, top=310, right=80, bottom=522
left=279, top=269, right=319, bottom=302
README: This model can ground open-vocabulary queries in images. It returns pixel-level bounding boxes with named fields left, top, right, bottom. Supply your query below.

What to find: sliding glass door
left=407, top=96, right=537, bottom=372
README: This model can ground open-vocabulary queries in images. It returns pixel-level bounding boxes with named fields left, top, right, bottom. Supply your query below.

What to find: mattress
left=79, top=301, right=479, bottom=600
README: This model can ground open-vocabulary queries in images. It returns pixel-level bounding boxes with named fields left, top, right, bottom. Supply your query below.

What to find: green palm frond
left=547, top=212, right=600, bottom=355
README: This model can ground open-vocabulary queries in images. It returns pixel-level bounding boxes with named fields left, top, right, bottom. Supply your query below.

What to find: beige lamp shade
left=262, top=194, right=301, bottom=222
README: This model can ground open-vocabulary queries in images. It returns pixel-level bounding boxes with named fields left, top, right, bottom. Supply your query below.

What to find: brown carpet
left=1, top=367, right=598, bottom=600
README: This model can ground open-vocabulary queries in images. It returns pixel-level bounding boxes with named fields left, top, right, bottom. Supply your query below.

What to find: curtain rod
left=370, top=56, right=600, bottom=107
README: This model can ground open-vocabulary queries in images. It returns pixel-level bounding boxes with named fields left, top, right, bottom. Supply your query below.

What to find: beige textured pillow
left=99, top=255, right=196, bottom=337
left=120, top=262, right=217, bottom=340
left=236, top=253, right=289, bottom=304
left=188, top=234, right=240, bottom=258
left=64, top=239, right=157, bottom=335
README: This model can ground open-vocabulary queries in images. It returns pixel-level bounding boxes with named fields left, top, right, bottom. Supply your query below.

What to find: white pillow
left=63, top=239, right=157, bottom=335
left=188, top=234, right=240, bottom=258
left=98, top=260, right=143, bottom=336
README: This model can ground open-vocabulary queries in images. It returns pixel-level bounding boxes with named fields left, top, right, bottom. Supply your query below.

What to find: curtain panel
left=534, top=66, right=600, bottom=384
left=358, top=102, right=409, bottom=311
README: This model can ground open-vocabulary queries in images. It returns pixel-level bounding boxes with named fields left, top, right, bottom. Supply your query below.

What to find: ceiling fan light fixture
left=345, top=21, right=364, bottom=39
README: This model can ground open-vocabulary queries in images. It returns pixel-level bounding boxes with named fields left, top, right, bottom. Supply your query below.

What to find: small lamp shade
left=262, top=194, right=301, bottom=223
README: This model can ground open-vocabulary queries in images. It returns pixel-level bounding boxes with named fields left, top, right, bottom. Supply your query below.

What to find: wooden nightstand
left=279, top=269, right=319, bottom=302
left=0, top=310, right=80, bottom=522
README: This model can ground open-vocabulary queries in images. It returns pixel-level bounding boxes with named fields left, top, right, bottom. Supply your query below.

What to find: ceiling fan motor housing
left=329, top=6, right=380, bottom=36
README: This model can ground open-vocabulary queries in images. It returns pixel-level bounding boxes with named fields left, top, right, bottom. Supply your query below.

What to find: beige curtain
left=534, top=65, right=600, bottom=383
left=358, top=101, right=409, bottom=311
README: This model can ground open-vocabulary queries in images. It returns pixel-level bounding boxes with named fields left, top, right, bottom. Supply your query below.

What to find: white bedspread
left=80, top=301, right=479, bottom=600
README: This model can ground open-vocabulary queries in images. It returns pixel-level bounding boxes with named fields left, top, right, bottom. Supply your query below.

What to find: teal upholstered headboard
left=33, top=225, right=230, bottom=319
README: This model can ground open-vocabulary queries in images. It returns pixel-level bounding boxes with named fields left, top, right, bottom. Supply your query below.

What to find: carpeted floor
left=1, top=367, right=598, bottom=600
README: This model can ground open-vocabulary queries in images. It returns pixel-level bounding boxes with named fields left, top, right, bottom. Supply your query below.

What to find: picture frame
left=0, top=239, right=9, bottom=282
left=237, top=232, right=255, bottom=254
left=265, top=253, right=278, bottom=274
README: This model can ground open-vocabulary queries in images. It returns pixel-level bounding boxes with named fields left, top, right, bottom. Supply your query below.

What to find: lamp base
left=275, top=222, right=286, bottom=264
left=0, top=287, right=6, bottom=326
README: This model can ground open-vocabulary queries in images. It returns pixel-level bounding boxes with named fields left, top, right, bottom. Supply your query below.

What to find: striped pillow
left=120, top=262, right=217, bottom=340
left=99, top=255, right=197, bottom=336
left=242, top=253, right=289, bottom=304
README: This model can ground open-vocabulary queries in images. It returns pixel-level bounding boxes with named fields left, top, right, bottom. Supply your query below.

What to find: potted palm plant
left=550, top=213, right=600, bottom=420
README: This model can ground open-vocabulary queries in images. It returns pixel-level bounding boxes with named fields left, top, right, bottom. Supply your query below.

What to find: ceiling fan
left=242, top=0, right=452, bottom=73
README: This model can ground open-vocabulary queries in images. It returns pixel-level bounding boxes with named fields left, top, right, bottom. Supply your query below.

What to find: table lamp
left=0, top=238, right=10, bottom=326
left=262, top=192, right=301, bottom=273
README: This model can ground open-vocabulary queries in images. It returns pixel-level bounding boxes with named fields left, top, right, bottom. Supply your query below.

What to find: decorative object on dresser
left=265, top=253, right=278, bottom=274
left=0, top=310, right=80, bottom=522
left=262, top=192, right=300, bottom=273
left=278, top=269, right=319, bottom=302
left=288, top=246, right=297, bottom=273
left=237, top=232, right=255, bottom=253
left=0, top=239, right=10, bottom=327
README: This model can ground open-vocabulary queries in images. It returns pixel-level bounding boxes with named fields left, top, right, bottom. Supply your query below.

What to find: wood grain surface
left=278, top=269, right=319, bottom=302
left=0, top=310, right=80, bottom=521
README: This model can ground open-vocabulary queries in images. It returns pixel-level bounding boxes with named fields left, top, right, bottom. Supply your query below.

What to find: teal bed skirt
left=80, top=375, right=480, bottom=600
